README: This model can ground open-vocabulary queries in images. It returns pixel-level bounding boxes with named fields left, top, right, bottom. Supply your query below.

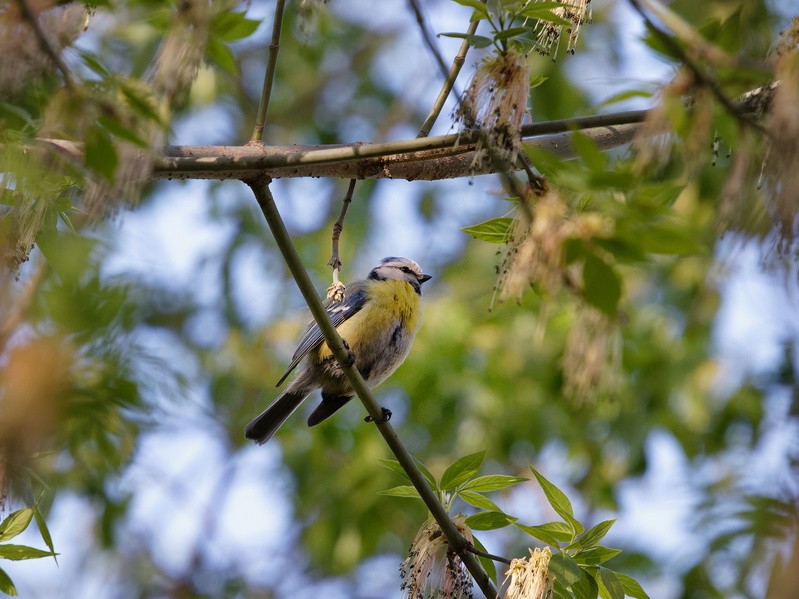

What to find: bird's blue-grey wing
left=275, top=284, right=369, bottom=386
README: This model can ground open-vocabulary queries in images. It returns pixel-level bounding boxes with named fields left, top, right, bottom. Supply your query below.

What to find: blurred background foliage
left=0, top=0, right=798, bottom=597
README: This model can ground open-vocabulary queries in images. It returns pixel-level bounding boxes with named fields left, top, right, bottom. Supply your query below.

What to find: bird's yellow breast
left=317, top=279, right=421, bottom=360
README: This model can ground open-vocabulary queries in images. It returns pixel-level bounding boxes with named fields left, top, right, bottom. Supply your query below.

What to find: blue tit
left=245, top=256, right=432, bottom=444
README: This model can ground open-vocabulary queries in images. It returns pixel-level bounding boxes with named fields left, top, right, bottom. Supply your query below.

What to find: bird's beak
left=419, top=273, right=432, bottom=284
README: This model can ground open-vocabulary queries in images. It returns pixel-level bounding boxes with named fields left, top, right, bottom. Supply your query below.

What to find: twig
left=628, top=0, right=767, bottom=135
left=467, top=544, right=514, bottom=566
left=17, top=0, right=76, bottom=90
left=250, top=0, right=287, bottom=143
left=407, top=0, right=450, bottom=80
left=418, top=19, right=480, bottom=138
left=326, top=179, right=356, bottom=301
left=246, top=178, right=497, bottom=599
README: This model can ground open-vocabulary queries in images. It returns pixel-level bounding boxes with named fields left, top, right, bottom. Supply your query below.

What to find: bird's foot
left=364, top=407, right=392, bottom=424
left=341, top=339, right=356, bottom=367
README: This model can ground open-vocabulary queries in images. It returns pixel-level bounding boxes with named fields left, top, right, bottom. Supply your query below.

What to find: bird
left=244, top=257, right=432, bottom=444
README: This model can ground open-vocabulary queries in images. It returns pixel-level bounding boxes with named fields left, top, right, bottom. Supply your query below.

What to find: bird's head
left=369, top=257, right=432, bottom=294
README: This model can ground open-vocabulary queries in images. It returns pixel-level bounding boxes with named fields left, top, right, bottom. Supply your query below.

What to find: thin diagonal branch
left=17, top=0, right=76, bottom=90
left=326, top=179, right=356, bottom=301
left=418, top=19, right=480, bottom=138
left=246, top=178, right=497, bottom=599
left=251, top=0, right=287, bottom=143
left=407, top=0, right=450, bottom=80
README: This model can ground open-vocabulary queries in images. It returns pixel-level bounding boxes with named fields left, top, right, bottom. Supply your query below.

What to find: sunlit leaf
left=440, top=450, right=487, bottom=491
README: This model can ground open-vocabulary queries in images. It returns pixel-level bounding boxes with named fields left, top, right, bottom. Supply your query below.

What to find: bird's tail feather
left=244, top=384, right=310, bottom=444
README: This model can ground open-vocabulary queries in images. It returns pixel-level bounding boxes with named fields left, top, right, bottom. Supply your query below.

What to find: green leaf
left=459, top=490, right=502, bottom=513
left=598, top=89, right=654, bottom=108
left=634, top=221, right=704, bottom=255
left=568, top=519, right=616, bottom=551
left=493, top=27, right=531, bottom=42
left=79, top=51, right=110, bottom=77
left=516, top=521, right=574, bottom=546
left=548, top=552, right=582, bottom=588
left=379, top=485, right=421, bottom=499
left=599, top=567, right=625, bottom=599
left=84, top=125, right=118, bottom=183
left=414, top=457, right=439, bottom=492
left=616, top=572, right=650, bottom=599
left=571, top=568, right=600, bottom=599
left=440, top=450, right=487, bottom=491
left=98, top=114, right=148, bottom=148
left=439, top=33, right=494, bottom=48
left=572, top=131, right=607, bottom=172
left=378, top=458, right=410, bottom=481
left=0, top=567, right=17, bottom=596
left=520, top=3, right=573, bottom=26
left=461, top=217, right=512, bottom=243
left=530, top=468, right=584, bottom=534
left=212, top=11, right=261, bottom=42
left=529, top=74, right=548, bottom=89
left=207, top=36, right=238, bottom=74
left=0, top=510, right=33, bottom=543
left=449, top=0, right=489, bottom=18
left=582, top=253, right=621, bottom=317
left=573, top=545, right=622, bottom=566
left=472, top=536, right=498, bottom=583
left=464, top=511, right=516, bottom=530
left=0, top=545, right=55, bottom=561
left=461, top=475, right=528, bottom=493
left=33, top=506, right=56, bottom=564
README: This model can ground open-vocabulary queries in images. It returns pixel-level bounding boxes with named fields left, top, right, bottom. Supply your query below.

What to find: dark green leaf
left=582, top=253, right=621, bottom=317
left=572, top=568, right=600, bottom=599
left=599, top=567, right=625, bottom=599
left=461, top=475, right=528, bottom=493
left=439, top=33, right=494, bottom=48
left=459, top=490, right=502, bottom=513
left=0, top=510, right=33, bottom=543
left=0, top=545, right=55, bottom=561
left=461, top=218, right=512, bottom=243
left=530, top=468, right=584, bottom=534
left=378, top=485, right=421, bottom=499
left=549, top=552, right=582, bottom=587
left=464, top=511, right=516, bottom=530
left=516, top=521, right=574, bottom=546
left=472, top=536, right=497, bottom=583
left=440, top=450, right=487, bottom=491
left=0, top=567, right=16, bottom=596
left=616, top=572, right=651, bottom=599
left=568, top=519, right=616, bottom=551
left=573, top=545, right=622, bottom=566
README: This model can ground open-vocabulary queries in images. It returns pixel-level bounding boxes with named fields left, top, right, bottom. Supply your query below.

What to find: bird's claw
left=364, top=407, right=392, bottom=424
left=341, top=339, right=356, bottom=367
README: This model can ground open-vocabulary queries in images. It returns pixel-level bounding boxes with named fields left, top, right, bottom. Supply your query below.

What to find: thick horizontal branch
left=41, top=111, right=645, bottom=182
left=39, top=83, right=775, bottom=182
